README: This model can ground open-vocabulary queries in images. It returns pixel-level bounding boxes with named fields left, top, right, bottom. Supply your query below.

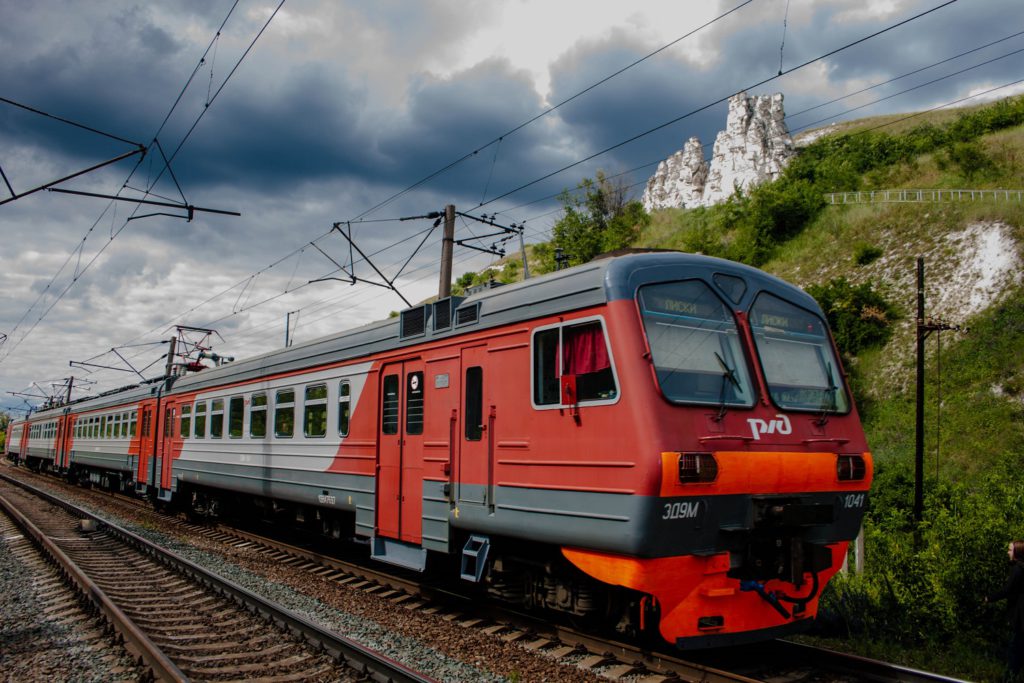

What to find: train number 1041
left=842, top=493, right=866, bottom=509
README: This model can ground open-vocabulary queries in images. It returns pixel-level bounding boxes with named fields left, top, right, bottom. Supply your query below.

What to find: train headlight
left=678, top=452, right=718, bottom=483
left=836, top=454, right=866, bottom=481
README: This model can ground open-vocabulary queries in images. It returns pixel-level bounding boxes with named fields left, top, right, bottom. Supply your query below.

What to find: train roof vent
left=400, top=304, right=431, bottom=340
left=455, top=302, right=480, bottom=327
left=433, top=296, right=464, bottom=332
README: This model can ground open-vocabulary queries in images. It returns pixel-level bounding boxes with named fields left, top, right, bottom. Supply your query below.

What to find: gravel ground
left=4, top=464, right=606, bottom=682
left=0, top=503, right=146, bottom=682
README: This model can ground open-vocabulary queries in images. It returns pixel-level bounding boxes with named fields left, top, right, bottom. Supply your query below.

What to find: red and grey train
left=5, top=251, right=872, bottom=648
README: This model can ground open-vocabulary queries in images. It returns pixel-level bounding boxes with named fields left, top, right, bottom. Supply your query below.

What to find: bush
left=853, top=243, right=883, bottom=265
left=805, top=277, right=898, bottom=355
left=818, top=459, right=1024, bottom=654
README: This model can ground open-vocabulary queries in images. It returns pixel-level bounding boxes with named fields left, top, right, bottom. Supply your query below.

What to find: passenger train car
left=5, top=251, right=872, bottom=648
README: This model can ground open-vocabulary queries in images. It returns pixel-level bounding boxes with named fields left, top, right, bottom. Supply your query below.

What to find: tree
left=552, top=172, right=651, bottom=266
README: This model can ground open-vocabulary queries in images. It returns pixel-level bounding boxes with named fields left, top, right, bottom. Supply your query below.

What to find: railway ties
left=2, top=465, right=971, bottom=683
left=0, top=473, right=437, bottom=683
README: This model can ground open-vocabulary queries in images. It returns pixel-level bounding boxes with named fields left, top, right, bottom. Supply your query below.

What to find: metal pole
left=285, top=311, right=292, bottom=348
left=164, top=337, right=177, bottom=378
left=518, top=228, right=530, bottom=281
left=914, top=257, right=925, bottom=530
left=438, top=204, right=455, bottom=298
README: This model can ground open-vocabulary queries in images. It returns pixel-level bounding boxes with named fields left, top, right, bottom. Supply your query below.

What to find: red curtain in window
left=563, top=325, right=610, bottom=375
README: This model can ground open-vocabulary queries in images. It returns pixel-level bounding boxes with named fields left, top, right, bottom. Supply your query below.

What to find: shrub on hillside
left=936, top=140, right=999, bottom=181
left=818, top=460, right=1024, bottom=651
left=853, top=242, right=883, bottom=265
left=805, top=278, right=898, bottom=356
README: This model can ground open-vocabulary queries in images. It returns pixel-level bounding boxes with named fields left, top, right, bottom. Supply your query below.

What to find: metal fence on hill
left=825, top=188, right=1023, bottom=205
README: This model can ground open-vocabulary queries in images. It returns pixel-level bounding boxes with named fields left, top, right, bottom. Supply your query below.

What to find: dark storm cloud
left=546, top=31, right=730, bottom=177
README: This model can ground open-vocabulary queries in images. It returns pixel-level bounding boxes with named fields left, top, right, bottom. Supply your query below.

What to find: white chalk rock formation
left=642, top=91, right=794, bottom=211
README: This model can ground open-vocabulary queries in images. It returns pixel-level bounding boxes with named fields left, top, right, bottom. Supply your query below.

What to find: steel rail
left=3, top=465, right=973, bottom=683
left=0, top=471, right=438, bottom=683
left=0, top=490, right=188, bottom=683
left=771, top=640, right=973, bottom=683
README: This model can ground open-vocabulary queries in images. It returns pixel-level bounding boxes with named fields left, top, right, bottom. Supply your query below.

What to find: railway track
left=1, top=464, right=972, bottom=683
left=0, top=502, right=148, bottom=681
left=0, top=471, right=436, bottom=683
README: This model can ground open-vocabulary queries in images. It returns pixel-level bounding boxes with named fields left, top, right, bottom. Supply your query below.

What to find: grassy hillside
left=635, top=96, right=1024, bottom=680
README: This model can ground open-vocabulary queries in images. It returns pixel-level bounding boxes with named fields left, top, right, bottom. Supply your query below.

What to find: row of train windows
left=74, top=411, right=138, bottom=440
left=29, top=422, right=57, bottom=439
left=182, top=381, right=351, bottom=440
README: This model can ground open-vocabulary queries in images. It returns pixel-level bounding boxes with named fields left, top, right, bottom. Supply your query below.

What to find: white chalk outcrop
left=642, top=91, right=794, bottom=211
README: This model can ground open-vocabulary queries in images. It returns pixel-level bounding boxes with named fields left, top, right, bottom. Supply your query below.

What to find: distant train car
left=5, top=252, right=872, bottom=648
left=5, top=419, right=24, bottom=464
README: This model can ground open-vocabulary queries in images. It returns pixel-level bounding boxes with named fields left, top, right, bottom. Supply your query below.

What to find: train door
left=139, top=404, right=155, bottom=485
left=376, top=359, right=425, bottom=543
left=60, top=413, right=73, bottom=469
left=159, top=403, right=176, bottom=490
left=53, top=416, right=65, bottom=470
left=458, top=345, right=493, bottom=509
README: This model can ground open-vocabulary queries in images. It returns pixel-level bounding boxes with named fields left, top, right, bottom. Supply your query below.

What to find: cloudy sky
left=1, top=0, right=1021, bottom=411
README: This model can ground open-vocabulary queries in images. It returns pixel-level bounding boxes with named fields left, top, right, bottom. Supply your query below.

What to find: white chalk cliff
left=642, top=92, right=794, bottom=211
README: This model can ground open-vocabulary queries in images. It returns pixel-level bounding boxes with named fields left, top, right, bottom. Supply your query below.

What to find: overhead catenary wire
left=0, top=0, right=285, bottom=369
left=12, top=0, right=991, bottom=395
left=345, top=0, right=757, bottom=222
left=475, top=0, right=960, bottom=209
left=12, top=0, right=759, bottom=380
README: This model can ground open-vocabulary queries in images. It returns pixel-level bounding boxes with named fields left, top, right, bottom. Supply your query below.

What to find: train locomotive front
left=523, top=254, right=873, bottom=647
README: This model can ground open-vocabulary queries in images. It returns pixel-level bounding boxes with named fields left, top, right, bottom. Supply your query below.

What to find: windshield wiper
left=816, top=362, right=838, bottom=425
left=714, top=351, right=741, bottom=421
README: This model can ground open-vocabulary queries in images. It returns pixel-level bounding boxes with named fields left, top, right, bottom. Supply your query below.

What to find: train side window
left=381, top=375, right=399, bottom=435
left=250, top=393, right=267, bottom=438
left=164, top=407, right=174, bottom=437
left=228, top=396, right=244, bottom=438
left=563, top=322, right=617, bottom=401
left=210, top=399, right=224, bottom=438
left=121, top=412, right=129, bottom=438
left=465, top=366, right=482, bottom=441
left=130, top=411, right=137, bottom=437
left=533, top=329, right=560, bottom=405
left=304, top=384, right=327, bottom=438
left=275, top=389, right=295, bottom=438
left=194, top=402, right=207, bottom=439
left=532, top=321, right=618, bottom=406
left=180, top=405, right=192, bottom=439
left=338, top=381, right=350, bottom=437
left=405, top=371, right=424, bottom=435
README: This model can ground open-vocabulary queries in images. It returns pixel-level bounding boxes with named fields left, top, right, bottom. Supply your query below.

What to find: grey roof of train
left=20, top=251, right=819, bottom=419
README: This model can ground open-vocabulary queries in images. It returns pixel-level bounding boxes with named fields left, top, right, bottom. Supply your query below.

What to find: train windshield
left=638, top=280, right=754, bottom=407
left=749, top=293, right=850, bottom=413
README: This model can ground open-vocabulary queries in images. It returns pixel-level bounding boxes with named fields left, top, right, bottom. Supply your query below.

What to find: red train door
left=59, top=414, right=73, bottom=469
left=377, top=359, right=425, bottom=543
left=53, top=417, right=65, bottom=470
left=159, top=402, right=176, bottom=489
left=458, top=345, right=493, bottom=509
left=139, top=403, right=154, bottom=484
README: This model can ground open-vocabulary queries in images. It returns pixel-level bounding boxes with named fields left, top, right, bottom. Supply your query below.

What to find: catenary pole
left=438, top=204, right=455, bottom=298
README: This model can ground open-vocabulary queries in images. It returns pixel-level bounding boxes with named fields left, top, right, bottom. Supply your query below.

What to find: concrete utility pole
left=65, top=376, right=74, bottom=404
left=164, top=336, right=177, bottom=377
left=914, top=257, right=925, bottom=529
left=518, top=228, right=530, bottom=281
left=914, top=257, right=964, bottom=538
left=438, top=204, right=455, bottom=298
